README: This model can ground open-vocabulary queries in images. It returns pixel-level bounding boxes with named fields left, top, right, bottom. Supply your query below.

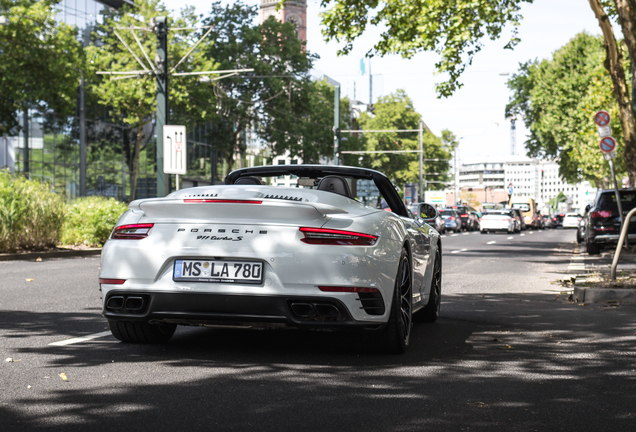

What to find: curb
left=573, top=286, right=636, bottom=304
left=0, top=248, right=102, bottom=262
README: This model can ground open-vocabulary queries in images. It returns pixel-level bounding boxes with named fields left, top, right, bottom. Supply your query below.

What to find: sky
left=162, top=0, right=604, bottom=164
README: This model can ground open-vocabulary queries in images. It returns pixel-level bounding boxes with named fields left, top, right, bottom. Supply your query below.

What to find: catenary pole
left=155, top=17, right=168, bottom=197
left=334, top=85, right=340, bottom=164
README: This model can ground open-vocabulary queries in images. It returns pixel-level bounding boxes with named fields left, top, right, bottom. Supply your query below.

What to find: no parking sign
left=599, top=136, right=617, bottom=153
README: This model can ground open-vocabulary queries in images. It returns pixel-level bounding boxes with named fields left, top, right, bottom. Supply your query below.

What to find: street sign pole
left=418, top=120, right=423, bottom=202
left=595, top=110, right=626, bottom=247
left=155, top=17, right=169, bottom=197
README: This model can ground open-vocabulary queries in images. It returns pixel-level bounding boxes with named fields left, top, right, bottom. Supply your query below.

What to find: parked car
left=409, top=203, right=445, bottom=234
left=447, top=205, right=472, bottom=231
left=562, top=212, right=582, bottom=229
left=542, top=215, right=555, bottom=229
left=582, top=188, right=636, bottom=255
left=553, top=213, right=565, bottom=228
left=99, top=165, right=444, bottom=353
left=440, top=209, right=461, bottom=233
left=468, top=211, right=481, bottom=231
left=510, top=208, right=526, bottom=232
left=480, top=210, right=516, bottom=234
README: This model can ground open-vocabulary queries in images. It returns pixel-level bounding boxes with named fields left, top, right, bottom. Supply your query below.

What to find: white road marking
left=487, top=241, right=496, bottom=245
left=451, top=250, right=460, bottom=254
left=529, top=231, right=534, bottom=234
left=520, top=234, right=525, bottom=237
left=462, top=232, right=470, bottom=236
left=451, top=234, right=459, bottom=237
left=507, top=236, right=514, bottom=240
left=461, top=248, right=468, bottom=252
left=49, top=331, right=112, bottom=346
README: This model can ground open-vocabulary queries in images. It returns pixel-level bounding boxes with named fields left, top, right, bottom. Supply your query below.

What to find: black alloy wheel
left=369, top=248, right=412, bottom=354
left=417, top=247, right=442, bottom=323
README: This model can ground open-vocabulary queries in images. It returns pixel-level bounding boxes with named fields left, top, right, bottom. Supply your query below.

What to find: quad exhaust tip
left=290, top=302, right=343, bottom=320
left=106, top=295, right=146, bottom=312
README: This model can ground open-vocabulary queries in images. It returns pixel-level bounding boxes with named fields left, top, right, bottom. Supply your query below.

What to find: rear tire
left=481, top=229, right=487, bottom=234
left=586, top=241, right=601, bottom=255
left=366, top=248, right=412, bottom=354
left=109, top=320, right=176, bottom=344
left=416, top=248, right=441, bottom=323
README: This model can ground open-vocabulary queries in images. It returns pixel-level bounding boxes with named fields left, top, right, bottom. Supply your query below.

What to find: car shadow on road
left=3, top=293, right=636, bottom=431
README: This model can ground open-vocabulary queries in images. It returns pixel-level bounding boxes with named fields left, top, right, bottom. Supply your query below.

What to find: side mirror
left=419, top=203, right=438, bottom=222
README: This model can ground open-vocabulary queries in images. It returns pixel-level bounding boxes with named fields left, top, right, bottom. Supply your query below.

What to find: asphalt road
left=1, top=228, right=635, bottom=431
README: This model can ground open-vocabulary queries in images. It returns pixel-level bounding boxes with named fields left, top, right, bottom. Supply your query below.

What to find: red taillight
left=184, top=199, right=262, bottom=204
left=461, top=214, right=468, bottom=217
left=299, top=227, right=378, bottom=245
left=319, top=286, right=380, bottom=293
left=99, top=278, right=126, bottom=285
left=591, top=211, right=613, bottom=218
left=450, top=216, right=455, bottom=221
left=111, top=223, right=154, bottom=240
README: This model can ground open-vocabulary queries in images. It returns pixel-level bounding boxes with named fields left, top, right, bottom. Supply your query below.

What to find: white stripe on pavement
left=520, top=234, right=525, bottom=237
left=487, top=241, right=496, bottom=245
left=507, top=236, right=514, bottom=240
left=451, top=234, right=459, bottom=237
left=462, top=232, right=469, bottom=236
left=49, top=331, right=112, bottom=346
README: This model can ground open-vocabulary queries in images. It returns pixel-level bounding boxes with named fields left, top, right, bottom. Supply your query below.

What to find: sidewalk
left=567, top=244, right=636, bottom=303
left=0, top=247, right=101, bottom=262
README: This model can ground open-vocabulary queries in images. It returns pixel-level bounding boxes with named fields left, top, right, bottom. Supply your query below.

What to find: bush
left=60, top=196, right=129, bottom=247
left=0, top=170, right=65, bottom=252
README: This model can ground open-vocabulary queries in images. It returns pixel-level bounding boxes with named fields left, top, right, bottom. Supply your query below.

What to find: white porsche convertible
left=99, top=165, right=442, bottom=353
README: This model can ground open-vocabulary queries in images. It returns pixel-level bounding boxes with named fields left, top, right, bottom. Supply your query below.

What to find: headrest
left=234, top=176, right=263, bottom=185
left=316, top=175, right=352, bottom=198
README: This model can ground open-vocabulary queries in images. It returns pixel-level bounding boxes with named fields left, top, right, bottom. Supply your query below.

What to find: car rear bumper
left=102, top=290, right=385, bottom=330
left=591, top=233, right=636, bottom=244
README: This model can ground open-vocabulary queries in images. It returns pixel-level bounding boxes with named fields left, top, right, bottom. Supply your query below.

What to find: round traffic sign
left=599, top=136, right=617, bottom=153
left=594, top=110, right=611, bottom=127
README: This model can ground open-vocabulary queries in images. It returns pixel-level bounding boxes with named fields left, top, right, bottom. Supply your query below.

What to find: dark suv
left=447, top=205, right=471, bottom=231
left=582, top=189, right=636, bottom=255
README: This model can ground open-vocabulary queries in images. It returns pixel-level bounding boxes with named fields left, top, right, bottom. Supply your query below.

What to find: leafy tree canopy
left=354, top=90, right=451, bottom=189
left=86, top=0, right=216, bottom=199
left=505, top=32, right=624, bottom=187
left=0, top=0, right=83, bottom=135
left=320, top=0, right=532, bottom=97
left=200, top=1, right=321, bottom=170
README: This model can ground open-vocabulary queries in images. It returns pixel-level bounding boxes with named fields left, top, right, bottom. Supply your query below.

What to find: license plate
left=173, top=259, right=263, bottom=284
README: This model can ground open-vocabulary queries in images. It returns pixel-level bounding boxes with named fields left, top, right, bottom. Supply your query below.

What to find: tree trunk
left=129, top=123, right=144, bottom=202
left=589, top=0, right=636, bottom=185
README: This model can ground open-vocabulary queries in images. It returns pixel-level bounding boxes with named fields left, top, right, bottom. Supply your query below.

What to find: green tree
left=200, top=1, right=320, bottom=171
left=266, top=77, right=356, bottom=164
left=356, top=90, right=451, bottom=190
left=0, top=0, right=83, bottom=136
left=86, top=0, right=215, bottom=200
left=505, top=33, right=622, bottom=187
left=320, top=0, right=636, bottom=183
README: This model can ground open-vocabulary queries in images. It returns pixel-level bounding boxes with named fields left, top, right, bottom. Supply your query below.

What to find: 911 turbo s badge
left=196, top=235, right=243, bottom=241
